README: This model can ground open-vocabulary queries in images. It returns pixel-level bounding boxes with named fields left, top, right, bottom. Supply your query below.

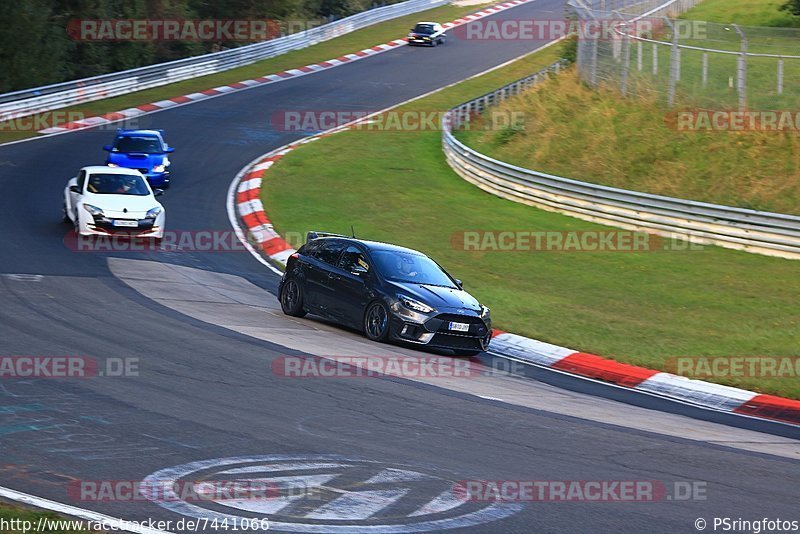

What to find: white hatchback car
left=63, top=166, right=166, bottom=239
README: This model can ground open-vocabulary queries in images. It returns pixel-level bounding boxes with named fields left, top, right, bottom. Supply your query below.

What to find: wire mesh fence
left=569, top=0, right=800, bottom=111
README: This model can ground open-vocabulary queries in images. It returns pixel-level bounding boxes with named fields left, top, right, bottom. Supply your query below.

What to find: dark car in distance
left=278, top=232, right=492, bottom=355
left=407, top=22, right=447, bottom=46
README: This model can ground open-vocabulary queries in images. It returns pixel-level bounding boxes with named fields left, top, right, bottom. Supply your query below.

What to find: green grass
left=681, top=0, right=800, bottom=27
left=458, top=70, right=800, bottom=214
left=0, top=2, right=493, bottom=144
left=263, top=43, right=800, bottom=400
left=0, top=502, right=96, bottom=534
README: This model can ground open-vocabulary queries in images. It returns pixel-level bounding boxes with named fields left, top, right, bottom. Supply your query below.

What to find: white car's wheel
left=62, top=203, right=70, bottom=223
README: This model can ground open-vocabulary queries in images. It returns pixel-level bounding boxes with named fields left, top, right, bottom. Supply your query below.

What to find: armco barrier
left=0, top=0, right=447, bottom=121
left=442, top=63, right=800, bottom=260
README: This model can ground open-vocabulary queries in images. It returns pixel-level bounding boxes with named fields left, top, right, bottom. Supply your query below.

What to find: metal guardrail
left=0, top=0, right=447, bottom=121
left=442, top=62, right=800, bottom=260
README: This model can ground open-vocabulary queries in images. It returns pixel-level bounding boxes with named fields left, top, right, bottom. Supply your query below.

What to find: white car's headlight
left=399, top=294, right=434, bottom=314
left=82, top=203, right=104, bottom=216
left=152, top=165, right=166, bottom=173
left=145, top=206, right=163, bottom=219
left=106, top=163, right=118, bottom=167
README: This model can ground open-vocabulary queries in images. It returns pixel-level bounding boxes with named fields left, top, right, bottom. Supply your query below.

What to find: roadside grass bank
left=456, top=70, right=800, bottom=215
left=263, top=43, right=800, bottom=399
left=0, top=502, right=96, bottom=534
left=680, top=0, right=800, bottom=27
left=0, top=2, right=493, bottom=144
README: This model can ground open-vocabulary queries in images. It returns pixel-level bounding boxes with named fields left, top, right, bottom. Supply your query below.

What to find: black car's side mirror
left=102, top=145, right=113, bottom=151
left=454, top=279, right=463, bottom=289
left=69, top=185, right=80, bottom=194
left=154, top=189, right=165, bottom=197
left=166, top=147, right=175, bottom=153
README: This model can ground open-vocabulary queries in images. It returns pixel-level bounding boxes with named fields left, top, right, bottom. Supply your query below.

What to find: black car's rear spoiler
left=306, top=231, right=349, bottom=243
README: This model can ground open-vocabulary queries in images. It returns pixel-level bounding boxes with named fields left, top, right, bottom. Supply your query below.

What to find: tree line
left=0, top=0, right=399, bottom=93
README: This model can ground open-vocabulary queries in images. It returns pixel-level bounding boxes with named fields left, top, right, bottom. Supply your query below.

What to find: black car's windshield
left=114, top=136, right=163, bottom=154
left=372, top=250, right=456, bottom=287
left=412, top=24, right=435, bottom=34
left=87, top=173, right=150, bottom=196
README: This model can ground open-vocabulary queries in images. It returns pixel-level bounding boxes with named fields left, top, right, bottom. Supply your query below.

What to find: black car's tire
left=364, top=301, right=391, bottom=342
left=280, top=278, right=307, bottom=317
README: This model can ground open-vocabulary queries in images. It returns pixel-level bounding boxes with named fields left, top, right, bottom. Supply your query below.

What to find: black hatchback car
left=278, top=233, right=492, bottom=355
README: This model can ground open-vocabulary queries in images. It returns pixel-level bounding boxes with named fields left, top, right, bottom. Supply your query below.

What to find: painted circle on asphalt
left=143, top=454, right=523, bottom=532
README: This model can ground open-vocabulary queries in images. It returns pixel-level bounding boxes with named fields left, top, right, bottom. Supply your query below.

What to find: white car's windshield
left=87, top=173, right=150, bottom=196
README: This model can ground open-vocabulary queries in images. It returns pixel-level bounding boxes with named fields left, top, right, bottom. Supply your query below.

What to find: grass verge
left=263, top=43, right=800, bottom=399
left=680, top=0, right=800, bottom=27
left=457, top=70, right=800, bottom=214
left=0, top=2, right=494, bottom=145
left=0, top=502, right=96, bottom=534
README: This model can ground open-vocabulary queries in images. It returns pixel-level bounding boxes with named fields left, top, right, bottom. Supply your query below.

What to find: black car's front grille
left=425, top=314, right=488, bottom=337
left=430, top=333, right=484, bottom=350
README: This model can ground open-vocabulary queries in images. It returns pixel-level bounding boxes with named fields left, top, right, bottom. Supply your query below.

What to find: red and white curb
left=231, top=137, right=800, bottom=429
left=36, top=0, right=533, bottom=135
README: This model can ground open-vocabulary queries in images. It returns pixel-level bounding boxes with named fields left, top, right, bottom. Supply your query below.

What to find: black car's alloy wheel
left=364, top=301, right=390, bottom=342
left=280, top=279, right=307, bottom=317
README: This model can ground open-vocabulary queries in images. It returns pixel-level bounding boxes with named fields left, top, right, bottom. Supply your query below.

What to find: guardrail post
left=620, top=24, right=631, bottom=96
left=652, top=44, right=658, bottom=75
left=777, top=59, right=784, bottom=95
left=702, top=52, right=708, bottom=86
left=667, top=19, right=679, bottom=107
left=637, top=41, right=643, bottom=71
left=732, top=24, right=747, bottom=111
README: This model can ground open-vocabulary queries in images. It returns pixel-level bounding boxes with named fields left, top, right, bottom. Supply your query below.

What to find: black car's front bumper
left=388, top=305, right=491, bottom=352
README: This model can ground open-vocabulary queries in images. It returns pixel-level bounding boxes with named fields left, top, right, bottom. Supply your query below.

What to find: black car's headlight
left=480, top=305, right=491, bottom=320
left=398, top=294, right=435, bottom=314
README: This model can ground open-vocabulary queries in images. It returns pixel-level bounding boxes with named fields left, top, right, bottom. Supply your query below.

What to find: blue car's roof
left=117, top=129, right=163, bottom=138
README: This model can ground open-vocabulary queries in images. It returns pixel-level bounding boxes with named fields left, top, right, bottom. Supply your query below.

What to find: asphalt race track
left=0, top=0, right=798, bottom=532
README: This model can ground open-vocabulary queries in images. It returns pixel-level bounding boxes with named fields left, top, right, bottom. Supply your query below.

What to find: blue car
left=103, top=129, right=174, bottom=188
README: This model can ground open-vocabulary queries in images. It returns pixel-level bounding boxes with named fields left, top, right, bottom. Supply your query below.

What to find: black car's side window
left=300, top=241, right=320, bottom=258
left=338, top=246, right=369, bottom=274
left=314, top=241, right=346, bottom=266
